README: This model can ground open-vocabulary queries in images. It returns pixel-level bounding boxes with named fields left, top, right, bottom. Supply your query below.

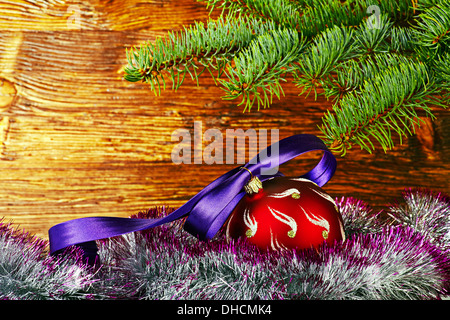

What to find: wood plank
left=0, top=0, right=448, bottom=240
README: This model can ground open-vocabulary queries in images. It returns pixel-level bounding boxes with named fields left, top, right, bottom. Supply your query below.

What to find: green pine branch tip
left=124, top=0, right=450, bottom=156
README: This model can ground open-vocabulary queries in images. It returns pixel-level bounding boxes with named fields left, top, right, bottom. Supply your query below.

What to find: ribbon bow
left=49, top=134, right=336, bottom=263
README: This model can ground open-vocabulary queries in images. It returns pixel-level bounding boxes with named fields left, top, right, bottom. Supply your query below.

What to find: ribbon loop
left=48, top=134, right=336, bottom=258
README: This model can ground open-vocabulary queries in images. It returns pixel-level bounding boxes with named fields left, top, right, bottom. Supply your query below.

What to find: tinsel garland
left=1, top=188, right=449, bottom=300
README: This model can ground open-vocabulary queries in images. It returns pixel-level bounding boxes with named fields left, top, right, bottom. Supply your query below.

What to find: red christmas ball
left=225, top=176, right=345, bottom=251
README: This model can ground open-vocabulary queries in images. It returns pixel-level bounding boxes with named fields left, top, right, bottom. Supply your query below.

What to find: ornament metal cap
left=241, top=167, right=263, bottom=195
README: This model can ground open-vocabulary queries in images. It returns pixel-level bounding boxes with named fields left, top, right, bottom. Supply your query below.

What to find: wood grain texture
left=0, top=0, right=448, bottom=240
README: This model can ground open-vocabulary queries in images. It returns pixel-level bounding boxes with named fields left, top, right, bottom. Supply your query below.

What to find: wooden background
left=0, top=0, right=448, bottom=240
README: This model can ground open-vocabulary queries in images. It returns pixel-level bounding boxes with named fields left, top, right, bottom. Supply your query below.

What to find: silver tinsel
left=387, top=188, right=450, bottom=251
left=95, top=192, right=450, bottom=300
left=1, top=189, right=449, bottom=300
left=0, top=220, right=98, bottom=300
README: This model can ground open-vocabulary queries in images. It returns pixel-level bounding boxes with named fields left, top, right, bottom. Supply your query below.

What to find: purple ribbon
left=48, top=134, right=336, bottom=262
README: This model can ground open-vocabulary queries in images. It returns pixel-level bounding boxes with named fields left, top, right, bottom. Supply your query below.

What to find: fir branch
left=283, top=226, right=450, bottom=300
left=95, top=200, right=450, bottom=300
left=124, top=0, right=449, bottom=155
left=387, top=188, right=450, bottom=251
left=352, top=13, right=393, bottom=55
left=219, top=27, right=306, bottom=111
left=201, top=0, right=305, bottom=30
left=387, top=26, right=417, bottom=53
left=294, top=24, right=356, bottom=98
left=320, top=58, right=437, bottom=155
left=298, top=0, right=366, bottom=35
left=97, top=207, right=282, bottom=299
left=335, top=196, right=384, bottom=237
left=294, top=15, right=397, bottom=99
left=372, top=0, right=418, bottom=21
left=295, top=17, right=420, bottom=101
